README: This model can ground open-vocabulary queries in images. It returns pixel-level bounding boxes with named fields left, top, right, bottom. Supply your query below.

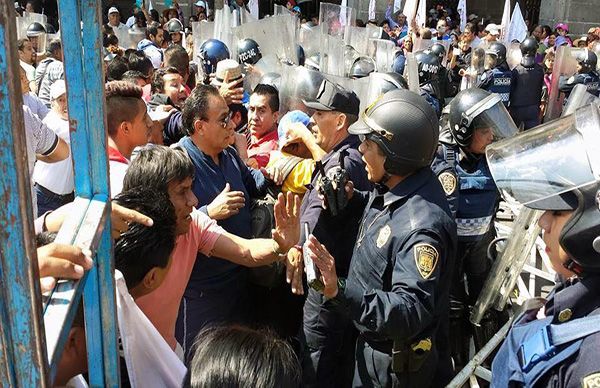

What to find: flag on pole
left=500, top=0, right=511, bottom=41
left=507, top=3, right=528, bottom=42
left=394, top=0, right=402, bottom=13
left=341, top=0, right=347, bottom=7
left=369, top=0, right=376, bottom=21
left=402, top=0, right=418, bottom=24
left=457, top=0, right=467, bottom=32
left=248, top=0, right=259, bottom=19
left=415, top=0, right=426, bottom=27
left=148, top=0, right=155, bottom=11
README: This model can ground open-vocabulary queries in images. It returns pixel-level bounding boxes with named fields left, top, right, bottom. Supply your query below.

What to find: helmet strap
left=563, top=258, right=584, bottom=276
left=379, top=171, right=392, bottom=185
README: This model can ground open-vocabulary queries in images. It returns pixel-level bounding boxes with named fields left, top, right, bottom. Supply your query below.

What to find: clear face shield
left=486, top=103, right=600, bottom=209
left=484, top=52, right=498, bottom=70
left=463, top=93, right=519, bottom=139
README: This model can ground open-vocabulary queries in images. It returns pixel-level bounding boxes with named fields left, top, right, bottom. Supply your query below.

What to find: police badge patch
left=582, top=372, right=600, bottom=388
left=438, top=172, right=457, bottom=196
left=414, top=244, right=439, bottom=279
left=377, top=225, right=391, bottom=248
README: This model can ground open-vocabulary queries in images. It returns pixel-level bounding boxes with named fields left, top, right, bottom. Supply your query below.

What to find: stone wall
left=539, top=0, right=600, bottom=35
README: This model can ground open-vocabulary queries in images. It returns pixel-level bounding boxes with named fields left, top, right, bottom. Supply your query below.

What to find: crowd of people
left=11, top=0, right=600, bottom=387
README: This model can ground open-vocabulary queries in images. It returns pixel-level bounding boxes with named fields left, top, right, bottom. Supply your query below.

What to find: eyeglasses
left=199, top=111, right=233, bottom=128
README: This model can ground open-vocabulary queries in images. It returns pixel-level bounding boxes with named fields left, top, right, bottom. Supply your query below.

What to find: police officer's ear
left=336, top=113, right=347, bottom=130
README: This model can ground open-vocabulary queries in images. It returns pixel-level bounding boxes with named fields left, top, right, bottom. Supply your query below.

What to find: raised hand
left=272, top=192, right=301, bottom=252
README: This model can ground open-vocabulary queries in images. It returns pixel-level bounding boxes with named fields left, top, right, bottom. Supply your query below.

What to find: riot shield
left=544, top=46, right=582, bottom=121
left=343, top=45, right=361, bottom=77
left=279, top=65, right=325, bottom=115
left=192, top=21, right=215, bottom=64
left=368, top=39, right=395, bottom=73
left=360, top=72, right=408, bottom=112
left=319, top=3, right=355, bottom=76
left=274, top=4, right=292, bottom=16
left=112, top=27, right=145, bottom=50
left=506, top=41, right=522, bottom=70
left=16, top=13, right=47, bottom=39
left=460, top=47, right=485, bottom=90
left=213, top=6, right=236, bottom=57
left=404, top=52, right=420, bottom=93
left=562, top=83, right=600, bottom=116
left=298, top=24, right=320, bottom=58
left=244, top=54, right=283, bottom=94
left=347, top=26, right=370, bottom=56
left=233, top=15, right=298, bottom=66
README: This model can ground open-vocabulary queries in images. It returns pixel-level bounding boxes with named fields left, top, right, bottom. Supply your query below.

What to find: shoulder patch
left=414, top=244, right=439, bottom=279
left=582, top=372, right=600, bottom=388
left=568, top=76, right=576, bottom=84
left=376, top=225, right=392, bottom=248
left=438, top=171, right=457, bottom=196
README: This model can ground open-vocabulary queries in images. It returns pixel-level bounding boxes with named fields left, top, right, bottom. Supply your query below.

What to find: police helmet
left=415, top=50, right=441, bottom=86
left=44, top=23, right=56, bottom=35
left=198, top=39, right=231, bottom=75
left=520, top=37, right=538, bottom=57
left=486, top=42, right=507, bottom=65
left=349, top=89, right=439, bottom=176
left=237, top=38, right=262, bottom=65
left=448, top=88, right=518, bottom=148
left=575, top=49, right=598, bottom=72
left=26, top=22, right=46, bottom=37
left=166, top=18, right=183, bottom=34
left=429, top=43, right=447, bottom=62
left=297, top=45, right=306, bottom=66
left=350, top=56, right=376, bottom=78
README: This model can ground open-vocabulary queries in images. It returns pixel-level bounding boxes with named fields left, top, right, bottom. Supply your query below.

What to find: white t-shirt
left=108, top=22, right=128, bottom=31
left=32, top=111, right=73, bottom=195
left=20, top=60, right=35, bottom=82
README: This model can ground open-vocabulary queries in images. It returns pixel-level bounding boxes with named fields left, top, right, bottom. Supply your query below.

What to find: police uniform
left=335, top=167, right=457, bottom=387
left=478, top=63, right=514, bottom=106
left=510, top=62, right=545, bottom=129
left=559, top=72, right=600, bottom=98
left=430, top=131, right=459, bottom=219
left=492, top=274, right=600, bottom=388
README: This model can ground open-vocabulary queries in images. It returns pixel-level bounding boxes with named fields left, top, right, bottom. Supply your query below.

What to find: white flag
left=341, top=0, right=347, bottom=7
left=415, top=0, right=426, bottom=28
left=507, top=3, right=528, bottom=43
left=394, top=0, right=403, bottom=13
left=148, top=0, right=155, bottom=11
left=369, top=0, right=376, bottom=21
left=402, top=0, right=418, bottom=24
left=500, top=0, right=511, bottom=41
left=248, top=0, right=259, bottom=19
left=457, top=0, right=467, bottom=32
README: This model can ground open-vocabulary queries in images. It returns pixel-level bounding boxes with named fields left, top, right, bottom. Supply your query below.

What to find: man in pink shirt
left=246, top=84, right=280, bottom=169
left=126, top=145, right=300, bottom=356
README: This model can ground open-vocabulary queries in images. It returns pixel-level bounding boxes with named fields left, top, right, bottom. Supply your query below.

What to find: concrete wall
left=539, top=0, right=600, bottom=35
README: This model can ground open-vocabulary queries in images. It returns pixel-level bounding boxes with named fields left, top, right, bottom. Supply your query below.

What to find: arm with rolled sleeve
left=342, top=230, right=448, bottom=341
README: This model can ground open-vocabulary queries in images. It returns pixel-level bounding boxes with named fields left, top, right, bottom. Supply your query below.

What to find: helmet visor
left=486, top=104, right=600, bottom=209
left=463, top=94, right=519, bottom=140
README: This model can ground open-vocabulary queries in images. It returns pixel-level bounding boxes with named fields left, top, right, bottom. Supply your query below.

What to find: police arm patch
left=438, top=171, right=457, bottom=196
left=414, top=244, right=439, bottom=279
left=582, top=372, right=600, bottom=388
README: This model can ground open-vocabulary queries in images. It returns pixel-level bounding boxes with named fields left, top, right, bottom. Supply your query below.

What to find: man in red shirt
left=247, top=84, right=280, bottom=169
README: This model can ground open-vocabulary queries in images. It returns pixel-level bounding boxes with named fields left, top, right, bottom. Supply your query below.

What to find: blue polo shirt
left=178, top=136, right=268, bottom=290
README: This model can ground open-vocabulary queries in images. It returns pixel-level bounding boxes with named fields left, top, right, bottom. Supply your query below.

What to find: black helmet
left=237, top=38, right=262, bottom=65
left=520, top=37, right=538, bottom=67
left=44, top=23, right=56, bottom=35
left=26, top=22, right=46, bottom=37
left=165, top=18, right=183, bottom=34
left=448, top=88, right=518, bottom=148
left=297, top=45, right=306, bottom=66
left=486, top=42, right=507, bottom=66
left=363, top=72, right=409, bottom=109
left=575, top=49, right=598, bottom=72
left=415, top=50, right=441, bottom=86
left=429, top=43, right=447, bottom=62
left=350, top=56, right=376, bottom=78
left=198, top=39, right=230, bottom=75
left=349, top=89, right=439, bottom=176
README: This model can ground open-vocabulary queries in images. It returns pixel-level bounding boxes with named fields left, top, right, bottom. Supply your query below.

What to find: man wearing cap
left=484, top=23, right=500, bottom=44
left=305, top=89, right=457, bottom=388
left=107, top=7, right=127, bottom=31
left=32, top=80, right=74, bottom=216
left=285, top=79, right=372, bottom=387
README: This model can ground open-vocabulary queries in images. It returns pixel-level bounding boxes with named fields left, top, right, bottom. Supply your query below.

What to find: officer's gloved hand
left=306, top=235, right=339, bottom=299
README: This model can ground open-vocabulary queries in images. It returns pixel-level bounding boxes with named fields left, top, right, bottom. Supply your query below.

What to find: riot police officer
left=415, top=50, right=443, bottom=116
left=198, top=38, right=230, bottom=79
left=510, top=37, right=545, bottom=129
left=558, top=49, right=600, bottom=98
left=430, top=87, right=518, bottom=371
left=237, top=38, right=262, bottom=65
left=487, top=102, right=600, bottom=387
left=307, top=89, right=457, bottom=387
left=478, top=42, right=513, bottom=106
left=165, top=18, right=184, bottom=46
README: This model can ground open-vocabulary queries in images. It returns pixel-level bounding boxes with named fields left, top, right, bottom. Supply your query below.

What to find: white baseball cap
left=485, top=23, right=501, bottom=36
left=108, top=7, right=119, bottom=16
left=50, top=80, right=67, bottom=100
left=194, top=1, right=207, bottom=8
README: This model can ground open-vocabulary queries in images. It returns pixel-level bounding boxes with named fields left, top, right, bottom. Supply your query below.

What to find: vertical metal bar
left=0, top=0, right=48, bottom=386
left=79, top=0, right=120, bottom=385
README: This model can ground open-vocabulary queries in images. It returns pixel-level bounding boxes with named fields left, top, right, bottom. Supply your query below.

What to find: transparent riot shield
left=239, top=7, right=257, bottom=24
left=274, top=4, right=292, bottom=16
left=299, top=24, right=320, bottom=58
left=192, top=21, right=216, bottom=64
left=404, top=52, right=420, bottom=93
left=213, top=5, right=235, bottom=57
left=244, top=54, right=283, bottom=94
left=113, top=28, right=135, bottom=50
left=319, top=3, right=355, bottom=75
left=128, top=28, right=146, bottom=50
left=347, top=26, right=369, bottom=56
left=343, top=45, right=361, bottom=77
left=233, top=15, right=298, bottom=66
left=360, top=72, right=408, bottom=112
left=562, top=84, right=600, bottom=116
left=16, top=13, right=47, bottom=39
left=460, top=47, right=485, bottom=90
left=544, top=46, right=582, bottom=121
left=368, top=39, right=395, bottom=73
left=279, top=65, right=325, bottom=115
left=506, top=41, right=522, bottom=70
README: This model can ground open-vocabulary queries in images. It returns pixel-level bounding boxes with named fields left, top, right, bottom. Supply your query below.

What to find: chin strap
left=564, top=258, right=584, bottom=276
left=378, top=172, right=392, bottom=185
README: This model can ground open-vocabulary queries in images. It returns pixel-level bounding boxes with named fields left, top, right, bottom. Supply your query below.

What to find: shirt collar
left=322, top=134, right=360, bottom=165
left=108, top=146, right=129, bottom=164
left=545, top=274, right=600, bottom=323
left=382, top=167, right=432, bottom=207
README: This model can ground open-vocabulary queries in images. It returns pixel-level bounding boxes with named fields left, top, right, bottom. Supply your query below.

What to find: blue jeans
left=35, top=183, right=74, bottom=217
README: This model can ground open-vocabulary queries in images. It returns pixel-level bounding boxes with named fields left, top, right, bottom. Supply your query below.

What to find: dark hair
left=113, top=188, right=176, bottom=290
left=106, top=56, right=129, bottom=81
left=47, top=38, right=62, bottom=57
left=123, top=145, right=195, bottom=193
left=105, top=81, right=144, bottom=136
left=150, top=9, right=160, bottom=23
left=104, top=33, right=119, bottom=48
left=122, top=70, right=147, bottom=84
left=123, top=48, right=138, bottom=59
left=146, top=22, right=161, bottom=40
left=164, top=45, right=190, bottom=78
left=542, top=25, right=552, bottom=37
left=181, top=84, right=221, bottom=135
left=17, top=38, right=30, bottom=51
left=183, top=325, right=301, bottom=388
left=230, top=103, right=248, bottom=129
left=151, top=66, right=180, bottom=94
left=128, top=50, right=154, bottom=77
left=35, top=232, right=58, bottom=247
left=252, top=84, right=280, bottom=112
